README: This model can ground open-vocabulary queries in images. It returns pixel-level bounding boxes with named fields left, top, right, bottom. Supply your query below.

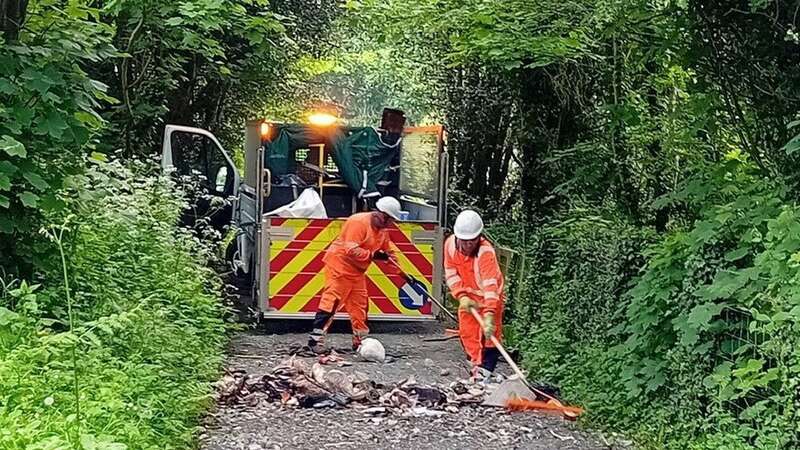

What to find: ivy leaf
left=753, top=368, right=780, bottom=387
left=704, top=361, right=733, bottom=389
left=7, top=108, right=34, bottom=134
left=21, top=67, right=54, bottom=94
left=0, top=135, right=26, bottom=157
left=678, top=322, right=700, bottom=346
left=732, top=358, right=764, bottom=377
left=23, top=172, right=48, bottom=191
left=0, top=79, right=16, bottom=95
left=18, top=191, right=39, bottom=208
left=38, top=192, right=64, bottom=212
left=698, top=270, right=753, bottom=300
left=0, top=194, right=8, bottom=208
left=0, top=174, right=10, bottom=191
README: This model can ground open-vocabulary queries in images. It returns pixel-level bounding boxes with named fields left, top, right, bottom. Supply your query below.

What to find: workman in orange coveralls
left=308, top=196, right=407, bottom=352
left=444, top=209, right=505, bottom=379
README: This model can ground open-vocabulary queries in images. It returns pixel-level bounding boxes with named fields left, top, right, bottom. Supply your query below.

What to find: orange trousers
left=318, top=268, right=369, bottom=338
left=458, top=305, right=503, bottom=367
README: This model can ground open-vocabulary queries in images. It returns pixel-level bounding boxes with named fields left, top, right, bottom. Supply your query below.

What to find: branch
left=724, top=7, right=785, bottom=31
left=128, top=53, right=153, bottom=89
left=120, top=14, right=145, bottom=118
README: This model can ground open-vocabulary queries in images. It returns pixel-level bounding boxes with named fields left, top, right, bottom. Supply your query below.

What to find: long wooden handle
left=468, top=307, right=525, bottom=379
left=469, top=307, right=561, bottom=405
left=425, top=291, right=458, bottom=322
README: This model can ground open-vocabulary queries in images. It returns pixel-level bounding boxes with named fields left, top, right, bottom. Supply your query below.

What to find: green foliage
left=344, top=2, right=800, bottom=443
left=497, top=206, right=654, bottom=422
left=92, top=0, right=300, bottom=153
left=0, top=159, right=227, bottom=449
left=619, top=157, right=800, bottom=448
left=1, top=0, right=341, bottom=275
left=498, top=156, right=800, bottom=448
left=0, top=0, right=341, bottom=446
left=0, top=1, right=117, bottom=273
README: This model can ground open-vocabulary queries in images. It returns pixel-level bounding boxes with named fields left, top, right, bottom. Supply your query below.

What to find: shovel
left=384, top=260, right=584, bottom=418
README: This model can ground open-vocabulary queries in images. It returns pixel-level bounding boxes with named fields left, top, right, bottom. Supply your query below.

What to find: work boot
left=307, top=340, right=327, bottom=355
left=351, top=335, right=362, bottom=352
left=481, top=347, right=500, bottom=372
left=471, top=366, right=493, bottom=384
left=307, top=334, right=328, bottom=355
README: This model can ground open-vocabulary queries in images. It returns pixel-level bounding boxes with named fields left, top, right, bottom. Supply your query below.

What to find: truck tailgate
left=263, top=217, right=441, bottom=320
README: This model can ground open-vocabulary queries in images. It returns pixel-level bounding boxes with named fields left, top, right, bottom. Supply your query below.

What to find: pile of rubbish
left=215, top=354, right=488, bottom=416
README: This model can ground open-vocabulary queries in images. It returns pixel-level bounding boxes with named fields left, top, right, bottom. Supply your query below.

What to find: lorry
left=161, top=109, right=448, bottom=322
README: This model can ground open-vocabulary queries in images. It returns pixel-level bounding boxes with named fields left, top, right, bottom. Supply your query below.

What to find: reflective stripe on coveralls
left=444, top=235, right=505, bottom=368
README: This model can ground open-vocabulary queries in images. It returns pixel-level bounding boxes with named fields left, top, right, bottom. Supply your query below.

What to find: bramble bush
left=0, top=158, right=227, bottom=449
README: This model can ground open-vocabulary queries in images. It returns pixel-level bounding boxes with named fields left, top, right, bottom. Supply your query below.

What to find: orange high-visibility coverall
left=319, top=212, right=391, bottom=339
left=443, top=235, right=505, bottom=367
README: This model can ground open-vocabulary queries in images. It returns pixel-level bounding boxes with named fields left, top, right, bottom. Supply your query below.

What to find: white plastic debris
left=266, top=188, right=327, bottom=218
left=358, top=337, right=386, bottom=363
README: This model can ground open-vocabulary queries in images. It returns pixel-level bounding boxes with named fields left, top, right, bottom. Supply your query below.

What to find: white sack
left=266, top=188, right=328, bottom=219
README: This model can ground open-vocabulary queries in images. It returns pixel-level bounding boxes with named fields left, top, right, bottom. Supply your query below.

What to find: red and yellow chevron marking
left=267, top=217, right=436, bottom=316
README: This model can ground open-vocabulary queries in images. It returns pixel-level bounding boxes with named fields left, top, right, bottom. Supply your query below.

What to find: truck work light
left=307, top=112, right=338, bottom=126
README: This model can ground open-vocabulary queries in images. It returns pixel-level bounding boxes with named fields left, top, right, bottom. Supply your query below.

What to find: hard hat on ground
left=358, top=337, right=386, bottom=362
left=375, top=196, right=407, bottom=220
left=454, top=209, right=484, bottom=240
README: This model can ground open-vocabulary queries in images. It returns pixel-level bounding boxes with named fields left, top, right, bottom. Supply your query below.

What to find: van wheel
left=224, top=240, right=248, bottom=279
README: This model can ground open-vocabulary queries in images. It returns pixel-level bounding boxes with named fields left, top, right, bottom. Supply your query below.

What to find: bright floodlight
left=308, top=112, right=338, bottom=126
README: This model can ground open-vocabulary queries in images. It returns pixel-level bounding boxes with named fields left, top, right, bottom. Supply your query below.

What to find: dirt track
left=199, top=322, right=632, bottom=450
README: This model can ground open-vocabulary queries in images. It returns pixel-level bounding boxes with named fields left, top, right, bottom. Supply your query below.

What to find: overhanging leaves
left=0, top=136, right=26, bottom=157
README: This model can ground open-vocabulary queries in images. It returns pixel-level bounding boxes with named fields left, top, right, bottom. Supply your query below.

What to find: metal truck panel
left=262, top=217, right=440, bottom=320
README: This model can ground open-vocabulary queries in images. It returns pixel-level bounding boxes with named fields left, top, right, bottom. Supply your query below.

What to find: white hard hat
left=375, top=196, right=407, bottom=220
left=358, top=337, right=386, bottom=362
left=453, top=209, right=484, bottom=240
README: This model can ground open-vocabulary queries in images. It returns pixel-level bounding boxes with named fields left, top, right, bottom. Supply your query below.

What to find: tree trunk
left=1, top=0, right=28, bottom=42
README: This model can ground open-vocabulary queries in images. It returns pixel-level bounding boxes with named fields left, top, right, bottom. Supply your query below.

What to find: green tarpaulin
left=265, top=124, right=400, bottom=198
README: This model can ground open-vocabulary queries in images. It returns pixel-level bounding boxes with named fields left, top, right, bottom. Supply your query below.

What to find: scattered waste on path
left=215, top=354, right=490, bottom=417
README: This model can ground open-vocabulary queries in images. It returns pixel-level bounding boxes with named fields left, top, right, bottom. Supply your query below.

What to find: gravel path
left=199, top=322, right=632, bottom=450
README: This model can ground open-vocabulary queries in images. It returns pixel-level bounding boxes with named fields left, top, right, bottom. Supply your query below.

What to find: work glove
left=372, top=250, right=390, bottom=261
left=482, top=312, right=496, bottom=339
left=458, top=296, right=478, bottom=311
